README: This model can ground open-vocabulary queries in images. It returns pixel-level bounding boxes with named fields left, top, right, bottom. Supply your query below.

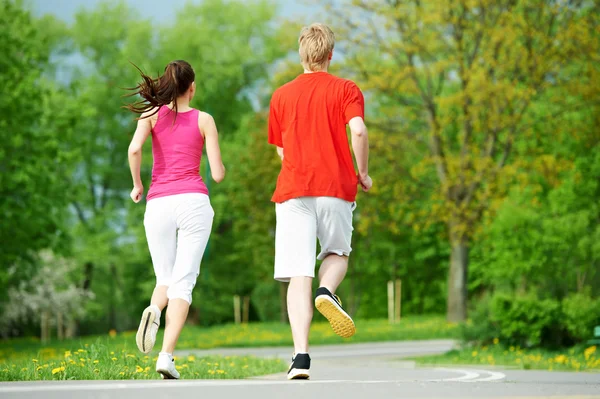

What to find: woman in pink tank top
left=125, top=60, right=225, bottom=379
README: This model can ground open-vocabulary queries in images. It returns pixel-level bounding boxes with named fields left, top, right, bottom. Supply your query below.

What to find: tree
left=331, top=0, right=599, bottom=320
left=0, top=0, right=74, bottom=298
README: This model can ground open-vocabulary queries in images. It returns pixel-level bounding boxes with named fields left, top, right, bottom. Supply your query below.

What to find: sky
left=27, top=0, right=315, bottom=23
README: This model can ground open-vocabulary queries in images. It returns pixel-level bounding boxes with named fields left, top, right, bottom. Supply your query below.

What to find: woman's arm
left=199, top=112, right=225, bottom=183
left=127, top=112, right=153, bottom=202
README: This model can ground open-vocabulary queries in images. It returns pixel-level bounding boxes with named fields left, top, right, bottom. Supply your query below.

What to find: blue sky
left=28, top=0, right=315, bottom=23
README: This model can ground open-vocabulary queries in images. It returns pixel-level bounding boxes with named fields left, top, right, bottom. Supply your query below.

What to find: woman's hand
left=130, top=185, right=144, bottom=203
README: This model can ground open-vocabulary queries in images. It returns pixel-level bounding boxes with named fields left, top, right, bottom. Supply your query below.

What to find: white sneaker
left=136, top=305, right=160, bottom=354
left=156, top=352, right=180, bottom=379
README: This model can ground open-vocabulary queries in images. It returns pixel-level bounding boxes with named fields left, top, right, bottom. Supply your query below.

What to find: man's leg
left=287, top=276, right=313, bottom=354
left=315, top=197, right=356, bottom=338
left=275, top=198, right=317, bottom=379
left=318, top=254, right=348, bottom=294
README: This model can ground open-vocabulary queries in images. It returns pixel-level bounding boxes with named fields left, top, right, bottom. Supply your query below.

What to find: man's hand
left=358, top=174, right=372, bottom=192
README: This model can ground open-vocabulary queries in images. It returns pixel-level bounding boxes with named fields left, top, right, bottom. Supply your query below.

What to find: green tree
left=0, top=0, right=74, bottom=299
left=332, top=0, right=599, bottom=321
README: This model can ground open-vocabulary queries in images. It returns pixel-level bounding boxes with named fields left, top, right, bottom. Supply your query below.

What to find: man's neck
left=303, top=68, right=328, bottom=74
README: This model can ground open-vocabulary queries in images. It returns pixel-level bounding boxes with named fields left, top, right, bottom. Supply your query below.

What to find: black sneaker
left=315, top=287, right=356, bottom=338
left=287, top=353, right=310, bottom=380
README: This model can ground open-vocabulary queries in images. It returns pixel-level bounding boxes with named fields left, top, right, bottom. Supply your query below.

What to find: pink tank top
left=146, top=106, right=209, bottom=201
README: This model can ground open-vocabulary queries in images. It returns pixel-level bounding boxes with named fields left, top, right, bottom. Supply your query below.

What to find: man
left=268, top=23, right=372, bottom=380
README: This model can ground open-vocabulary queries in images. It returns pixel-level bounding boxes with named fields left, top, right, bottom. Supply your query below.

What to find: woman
left=125, top=60, right=225, bottom=379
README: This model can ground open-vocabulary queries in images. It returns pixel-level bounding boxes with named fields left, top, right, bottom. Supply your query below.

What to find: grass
left=413, top=341, right=600, bottom=372
left=0, top=316, right=457, bottom=380
left=0, top=342, right=286, bottom=381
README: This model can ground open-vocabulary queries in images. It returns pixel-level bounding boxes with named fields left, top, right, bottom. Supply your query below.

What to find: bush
left=562, top=292, right=600, bottom=342
left=463, top=293, right=561, bottom=348
left=461, top=294, right=500, bottom=345
left=489, top=294, right=561, bottom=347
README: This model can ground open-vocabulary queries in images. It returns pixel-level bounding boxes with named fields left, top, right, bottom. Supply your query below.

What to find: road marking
left=466, top=370, right=506, bottom=382
left=429, top=368, right=506, bottom=383
left=426, top=368, right=481, bottom=382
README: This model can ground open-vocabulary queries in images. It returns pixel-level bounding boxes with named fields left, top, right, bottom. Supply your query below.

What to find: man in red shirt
left=268, top=23, right=372, bottom=380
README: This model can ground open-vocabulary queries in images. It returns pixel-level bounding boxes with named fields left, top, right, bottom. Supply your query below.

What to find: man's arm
left=276, top=146, right=284, bottom=161
left=349, top=116, right=372, bottom=192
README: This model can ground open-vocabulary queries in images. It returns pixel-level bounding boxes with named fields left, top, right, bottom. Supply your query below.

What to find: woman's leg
left=161, top=194, right=214, bottom=354
left=137, top=198, right=177, bottom=354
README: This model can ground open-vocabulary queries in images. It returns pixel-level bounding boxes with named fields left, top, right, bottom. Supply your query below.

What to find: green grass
left=0, top=342, right=286, bottom=381
left=0, top=316, right=457, bottom=380
left=412, top=342, right=600, bottom=372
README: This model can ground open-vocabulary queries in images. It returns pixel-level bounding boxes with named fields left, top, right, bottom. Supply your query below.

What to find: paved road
left=1, top=340, right=599, bottom=399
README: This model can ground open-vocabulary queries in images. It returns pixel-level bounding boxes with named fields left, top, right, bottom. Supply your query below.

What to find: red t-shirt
left=268, top=72, right=365, bottom=203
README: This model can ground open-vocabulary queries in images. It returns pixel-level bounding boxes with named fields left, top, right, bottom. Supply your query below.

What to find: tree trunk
left=57, top=313, right=64, bottom=341
left=446, top=239, right=469, bottom=322
left=279, top=282, right=289, bottom=323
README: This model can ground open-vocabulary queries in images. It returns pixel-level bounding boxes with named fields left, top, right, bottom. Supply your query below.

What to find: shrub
left=562, top=292, right=600, bottom=342
left=462, top=293, right=561, bottom=348
left=489, top=294, right=561, bottom=347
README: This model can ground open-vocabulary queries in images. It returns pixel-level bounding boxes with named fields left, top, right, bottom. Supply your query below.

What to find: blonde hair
left=298, top=23, right=335, bottom=71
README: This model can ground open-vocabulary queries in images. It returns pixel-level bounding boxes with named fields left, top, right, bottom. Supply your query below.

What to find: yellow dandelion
left=79, top=358, right=86, bottom=362
left=208, top=370, right=215, bottom=375
left=187, top=356, right=195, bottom=362
left=21, top=368, right=27, bottom=372
left=32, top=359, right=38, bottom=363
left=493, top=338, right=499, bottom=345
left=144, top=366, right=150, bottom=372
left=472, top=351, right=478, bottom=357
left=93, top=360, right=99, bottom=364
left=242, top=365, right=249, bottom=369
left=51, top=366, right=65, bottom=375
left=229, top=362, right=235, bottom=367
left=126, top=354, right=136, bottom=359
left=111, top=358, right=118, bottom=361
left=64, top=351, right=72, bottom=358
left=94, top=369, right=99, bottom=373
left=136, top=365, right=144, bottom=373
left=119, top=372, right=125, bottom=376
left=110, top=352, right=115, bottom=355
left=554, top=355, right=567, bottom=364
left=217, top=370, right=225, bottom=374
left=584, top=346, right=596, bottom=360
left=36, top=366, right=42, bottom=371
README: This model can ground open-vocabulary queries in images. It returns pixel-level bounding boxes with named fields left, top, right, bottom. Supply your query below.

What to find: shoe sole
left=315, top=295, right=356, bottom=338
left=136, top=307, right=157, bottom=354
left=287, top=368, right=310, bottom=380
left=157, top=369, right=179, bottom=380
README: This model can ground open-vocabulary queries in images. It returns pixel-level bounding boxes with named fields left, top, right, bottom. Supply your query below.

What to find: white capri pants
left=274, top=196, right=356, bottom=282
left=144, top=193, right=214, bottom=304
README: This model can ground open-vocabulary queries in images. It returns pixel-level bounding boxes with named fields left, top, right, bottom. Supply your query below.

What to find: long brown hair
left=124, top=60, right=195, bottom=119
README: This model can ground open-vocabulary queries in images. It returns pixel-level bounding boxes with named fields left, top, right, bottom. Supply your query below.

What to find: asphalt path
left=1, top=340, right=598, bottom=399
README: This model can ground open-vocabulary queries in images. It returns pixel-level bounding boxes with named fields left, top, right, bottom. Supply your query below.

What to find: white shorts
left=144, top=193, right=214, bottom=304
left=274, top=196, right=356, bottom=282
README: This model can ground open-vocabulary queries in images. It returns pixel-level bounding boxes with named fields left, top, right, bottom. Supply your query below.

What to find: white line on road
left=429, top=368, right=506, bottom=383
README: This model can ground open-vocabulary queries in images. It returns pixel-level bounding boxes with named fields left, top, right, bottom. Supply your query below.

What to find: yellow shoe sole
left=315, top=296, right=356, bottom=338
